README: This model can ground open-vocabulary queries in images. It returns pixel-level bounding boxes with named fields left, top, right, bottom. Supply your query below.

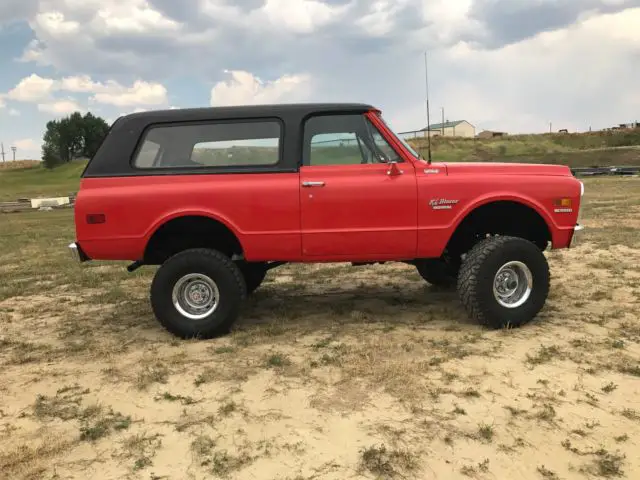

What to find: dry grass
left=0, top=160, right=40, bottom=170
left=0, top=176, right=639, bottom=479
left=408, top=128, right=640, bottom=165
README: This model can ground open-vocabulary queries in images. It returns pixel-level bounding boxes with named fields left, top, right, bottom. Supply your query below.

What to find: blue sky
left=1, top=0, right=639, bottom=160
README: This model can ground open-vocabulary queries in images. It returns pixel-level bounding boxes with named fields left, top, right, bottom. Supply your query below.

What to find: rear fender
left=144, top=209, right=244, bottom=249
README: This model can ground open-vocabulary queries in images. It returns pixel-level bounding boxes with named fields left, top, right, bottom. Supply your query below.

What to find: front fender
left=449, top=192, right=558, bottom=235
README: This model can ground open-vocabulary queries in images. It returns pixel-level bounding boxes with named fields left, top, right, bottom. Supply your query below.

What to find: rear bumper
left=68, top=242, right=90, bottom=263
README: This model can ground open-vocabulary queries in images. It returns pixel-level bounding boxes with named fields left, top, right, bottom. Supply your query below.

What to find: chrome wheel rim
left=493, top=261, right=533, bottom=309
left=172, top=273, right=219, bottom=320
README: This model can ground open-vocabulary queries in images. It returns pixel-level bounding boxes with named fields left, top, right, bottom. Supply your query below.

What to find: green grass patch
left=0, top=160, right=86, bottom=201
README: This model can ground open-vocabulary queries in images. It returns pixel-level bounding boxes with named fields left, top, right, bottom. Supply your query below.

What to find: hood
left=444, top=162, right=572, bottom=177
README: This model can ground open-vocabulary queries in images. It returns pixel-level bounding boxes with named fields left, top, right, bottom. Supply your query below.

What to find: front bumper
left=570, top=224, right=584, bottom=247
left=68, top=242, right=89, bottom=263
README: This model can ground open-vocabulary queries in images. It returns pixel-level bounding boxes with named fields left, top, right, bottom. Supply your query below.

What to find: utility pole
left=1, top=143, right=5, bottom=162
left=549, top=122, right=552, bottom=134
left=441, top=107, right=445, bottom=136
left=11, top=147, right=17, bottom=161
left=424, top=51, right=432, bottom=164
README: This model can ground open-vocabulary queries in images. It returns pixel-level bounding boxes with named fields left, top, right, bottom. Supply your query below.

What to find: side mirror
left=386, top=160, right=403, bottom=176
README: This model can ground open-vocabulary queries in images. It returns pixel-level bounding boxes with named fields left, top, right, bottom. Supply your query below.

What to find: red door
left=299, top=113, right=418, bottom=259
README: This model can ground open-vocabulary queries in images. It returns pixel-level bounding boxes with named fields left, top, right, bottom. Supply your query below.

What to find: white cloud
left=356, top=0, right=409, bottom=36
left=407, top=0, right=484, bottom=46
left=60, top=75, right=103, bottom=93
left=18, top=39, right=45, bottom=63
left=7, top=74, right=56, bottom=102
left=9, top=138, right=41, bottom=160
left=59, top=75, right=169, bottom=107
left=14, top=138, right=40, bottom=151
left=34, top=11, right=80, bottom=36
left=116, top=105, right=179, bottom=117
left=261, top=0, right=348, bottom=33
left=210, top=70, right=312, bottom=107
left=2, top=74, right=169, bottom=110
left=0, top=0, right=39, bottom=25
left=38, top=99, right=85, bottom=115
left=90, top=80, right=168, bottom=106
left=92, top=3, right=180, bottom=34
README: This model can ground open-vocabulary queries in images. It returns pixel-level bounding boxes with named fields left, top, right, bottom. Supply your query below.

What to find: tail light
left=86, top=213, right=106, bottom=224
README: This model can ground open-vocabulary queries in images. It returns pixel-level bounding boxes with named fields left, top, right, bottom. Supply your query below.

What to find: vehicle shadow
left=235, top=281, right=474, bottom=332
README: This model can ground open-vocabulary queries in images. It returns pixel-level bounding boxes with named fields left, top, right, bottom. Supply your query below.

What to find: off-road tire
left=415, top=258, right=458, bottom=288
left=150, top=248, right=247, bottom=339
left=236, top=261, right=267, bottom=295
left=457, top=236, right=550, bottom=329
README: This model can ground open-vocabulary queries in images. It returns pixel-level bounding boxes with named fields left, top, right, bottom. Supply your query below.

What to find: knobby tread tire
left=150, top=248, right=247, bottom=339
left=457, top=235, right=550, bottom=329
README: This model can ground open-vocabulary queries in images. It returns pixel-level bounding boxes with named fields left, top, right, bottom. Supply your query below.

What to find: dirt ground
left=1, top=177, right=639, bottom=480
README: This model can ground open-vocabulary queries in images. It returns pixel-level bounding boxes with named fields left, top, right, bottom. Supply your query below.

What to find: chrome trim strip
left=302, top=181, right=325, bottom=187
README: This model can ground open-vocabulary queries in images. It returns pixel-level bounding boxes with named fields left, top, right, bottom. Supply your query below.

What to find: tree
left=41, top=112, right=110, bottom=169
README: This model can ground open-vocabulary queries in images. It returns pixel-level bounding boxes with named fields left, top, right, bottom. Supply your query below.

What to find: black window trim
left=129, top=116, right=286, bottom=173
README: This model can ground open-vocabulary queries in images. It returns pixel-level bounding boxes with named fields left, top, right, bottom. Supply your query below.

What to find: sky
left=0, top=0, right=639, bottom=160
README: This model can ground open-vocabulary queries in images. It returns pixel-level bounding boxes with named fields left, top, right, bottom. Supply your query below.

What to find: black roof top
left=120, top=102, right=377, bottom=123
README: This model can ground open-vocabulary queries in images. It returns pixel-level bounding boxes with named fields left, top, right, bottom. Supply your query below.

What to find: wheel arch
left=445, top=196, right=554, bottom=256
left=143, top=212, right=245, bottom=265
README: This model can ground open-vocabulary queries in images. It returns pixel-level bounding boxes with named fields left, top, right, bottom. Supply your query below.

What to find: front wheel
left=457, top=236, right=550, bottom=329
left=150, top=248, right=247, bottom=339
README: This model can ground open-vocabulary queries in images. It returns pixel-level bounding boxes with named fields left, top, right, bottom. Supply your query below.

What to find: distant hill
left=407, top=129, right=640, bottom=167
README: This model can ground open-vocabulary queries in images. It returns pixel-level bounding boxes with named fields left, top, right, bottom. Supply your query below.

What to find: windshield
left=376, top=114, right=423, bottom=160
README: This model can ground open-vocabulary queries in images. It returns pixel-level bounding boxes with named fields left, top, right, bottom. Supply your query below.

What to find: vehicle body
left=69, top=103, right=584, bottom=338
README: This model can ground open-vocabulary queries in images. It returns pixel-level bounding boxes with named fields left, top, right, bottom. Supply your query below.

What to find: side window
left=307, top=130, right=373, bottom=166
left=365, top=119, right=401, bottom=164
left=134, top=140, right=161, bottom=168
left=133, top=120, right=281, bottom=169
left=303, top=114, right=401, bottom=166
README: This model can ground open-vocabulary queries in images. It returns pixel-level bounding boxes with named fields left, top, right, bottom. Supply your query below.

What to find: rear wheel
left=150, top=248, right=246, bottom=339
left=457, top=236, right=550, bottom=329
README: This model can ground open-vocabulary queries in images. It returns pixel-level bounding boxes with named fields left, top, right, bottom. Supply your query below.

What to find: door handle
left=302, top=181, right=325, bottom=187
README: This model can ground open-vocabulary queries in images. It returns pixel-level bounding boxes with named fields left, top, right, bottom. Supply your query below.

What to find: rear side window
left=132, top=120, right=281, bottom=169
left=135, top=140, right=161, bottom=168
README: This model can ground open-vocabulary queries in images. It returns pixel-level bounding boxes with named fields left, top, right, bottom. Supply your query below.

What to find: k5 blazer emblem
left=429, top=198, right=459, bottom=210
